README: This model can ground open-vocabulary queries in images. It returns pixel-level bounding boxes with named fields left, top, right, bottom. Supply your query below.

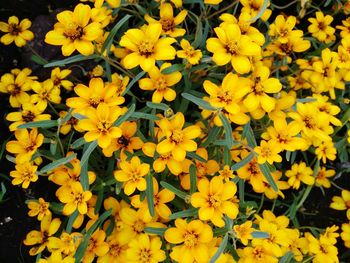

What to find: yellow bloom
left=341, top=223, right=350, bottom=248
left=330, top=190, right=350, bottom=220
left=139, top=63, right=182, bottom=103
left=263, top=171, right=290, bottom=199
left=315, top=140, right=336, bottom=163
left=6, top=102, right=51, bottom=131
left=237, top=157, right=266, bottom=193
left=164, top=219, right=213, bottom=263
left=58, top=111, right=82, bottom=135
left=0, top=68, right=36, bottom=107
left=254, top=140, right=282, bottom=164
left=206, top=23, right=261, bottom=74
left=66, top=77, right=125, bottom=114
left=308, top=11, right=335, bottom=43
left=156, top=112, right=201, bottom=161
left=57, top=181, right=92, bottom=215
left=107, top=73, right=129, bottom=96
left=285, top=162, right=314, bottom=189
left=114, top=156, right=150, bottom=195
left=97, top=233, right=129, bottom=263
left=191, top=177, right=238, bottom=227
left=0, top=16, right=34, bottom=47
left=308, top=234, right=339, bottom=263
left=145, top=3, right=187, bottom=37
left=233, top=221, right=254, bottom=245
left=78, top=104, right=123, bottom=148
left=315, top=167, right=335, bottom=188
left=31, top=79, right=61, bottom=109
left=23, top=214, right=61, bottom=255
left=27, top=198, right=51, bottom=221
left=240, top=0, right=272, bottom=21
left=38, top=251, right=75, bottom=263
left=126, top=234, right=166, bottom=263
left=50, top=67, right=73, bottom=91
left=218, top=165, right=235, bottom=182
left=237, top=244, right=277, bottom=263
left=45, top=4, right=103, bottom=56
left=177, top=39, right=202, bottom=65
left=83, top=229, right=109, bottom=263
left=6, top=128, right=44, bottom=163
left=119, top=23, right=176, bottom=71
left=269, top=15, right=301, bottom=43
left=56, top=232, right=82, bottom=256
left=10, top=162, right=38, bottom=189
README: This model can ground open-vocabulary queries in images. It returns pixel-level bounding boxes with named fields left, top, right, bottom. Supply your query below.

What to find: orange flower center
left=154, top=77, right=168, bottom=92
left=218, top=91, right=233, bottom=104
left=160, top=18, right=174, bottom=32
left=208, top=194, right=221, bottom=208
left=64, top=23, right=84, bottom=40
left=110, top=243, right=122, bottom=257
left=139, top=249, right=152, bottom=262
left=226, top=41, right=238, bottom=55
left=302, top=116, right=316, bottom=129
left=22, top=110, right=36, bottom=123
left=170, top=130, right=184, bottom=144
left=97, top=120, right=112, bottom=134
left=183, top=232, right=198, bottom=248
left=9, top=23, right=21, bottom=35
left=133, top=220, right=145, bottom=233
left=138, top=40, right=154, bottom=57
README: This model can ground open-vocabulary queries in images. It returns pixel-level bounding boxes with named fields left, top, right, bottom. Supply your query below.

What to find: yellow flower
left=57, top=181, right=92, bottom=215
left=38, top=251, right=75, bottom=263
left=27, top=198, right=51, bottom=221
left=240, top=0, right=272, bottom=21
left=243, top=65, right=282, bottom=115
left=83, top=230, right=109, bottom=263
left=237, top=244, right=277, bottom=263
left=139, top=63, right=182, bottom=103
left=308, top=234, right=339, bottom=263
left=31, top=79, right=61, bottom=108
left=0, top=68, right=36, bottom=107
left=315, top=140, right=337, bottom=163
left=237, top=157, right=266, bottom=193
left=97, top=233, right=129, bottom=263
left=6, top=102, right=51, bottom=131
left=45, top=4, right=103, bottom=56
left=269, top=15, right=301, bottom=43
left=177, top=39, right=202, bottom=65
left=56, top=232, right=82, bottom=256
left=164, top=219, right=213, bottom=263
left=341, top=223, right=350, bottom=248
left=308, top=11, right=335, bottom=43
left=107, top=73, right=129, bottom=96
left=233, top=221, right=254, bottom=245
left=191, top=177, right=238, bottom=227
left=58, top=111, right=82, bottom=135
left=156, top=112, right=201, bottom=161
left=285, top=162, right=314, bottom=189
left=0, top=16, right=34, bottom=47
left=119, top=23, right=176, bottom=71
left=114, top=156, right=150, bottom=195
left=23, top=214, right=61, bottom=255
left=218, top=165, right=235, bottom=182
left=145, top=3, right=187, bottom=37
left=263, top=171, right=290, bottom=199
left=50, top=67, right=73, bottom=91
left=330, top=190, right=350, bottom=220
left=126, top=234, right=166, bottom=263
left=6, top=128, right=44, bottom=163
left=206, top=23, right=261, bottom=74
left=254, top=140, right=282, bottom=164
left=10, top=162, right=38, bottom=189
left=66, top=77, right=125, bottom=114
left=78, top=104, right=123, bottom=149
left=315, top=167, right=335, bottom=188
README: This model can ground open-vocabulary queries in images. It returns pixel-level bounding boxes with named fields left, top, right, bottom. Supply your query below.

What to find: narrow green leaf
left=202, top=126, right=221, bottom=147
left=279, top=251, right=294, bottom=263
left=40, top=153, right=77, bottom=173
left=94, top=186, right=104, bottom=215
left=209, top=233, right=228, bottom=263
left=66, top=210, right=79, bottom=233
left=249, top=0, right=269, bottom=22
left=192, top=16, right=203, bottom=49
left=160, top=181, right=188, bottom=200
left=146, top=173, right=155, bottom=217
left=161, top=64, right=185, bottom=75
left=242, top=122, right=257, bottom=147
left=18, top=120, right=58, bottom=129
left=70, top=138, right=86, bottom=149
left=231, top=152, right=255, bottom=171
left=101, top=15, right=131, bottom=53
left=259, top=163, right=278, bottom=192
left=146, top=102, right=169, bottom=111
left=189, top=164, right=197, bottom=194
left=74, top=209, right=112, bottom=262
left=219, top=113, right=234, bottom=149
left=144, top=227, right=167, bottom=235
left=122, top=71, right=146, bottom=96
left=31, top=54, right=48, bottom=65
left=44, top=54, right=100, bottom=68
left=80, top=141, right=98, bottom=168
left=186, top=152, right=207, bottom=163
left=114, top=104, right=136, bottom=126
left=168, top=208, right=199, bottom=220
left=182, top=93, right=217, bottom=111
left=251, top=231, right=270, bottom=239
left=131, top=112, right=160, bottom=121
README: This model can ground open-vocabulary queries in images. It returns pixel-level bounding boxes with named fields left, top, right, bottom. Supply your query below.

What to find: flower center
left=133, top=220, right=145, bottom=233
left=89, top=97, right=103, bottom=108
left=97, top=120, right=112, bottom=133
left=170, top=130, right=184, bottom=144
left=64, top=23, right=84, bottom=41
left=160, top=18, right=174, bottom=32
left=226, top=41, right=238, bottom=55
left=9, top=23, right=20, bottom=35
left=208, top=194, right=221, bottom=208
left=183, top=232, right=198, bottom=248
left=218, top=91, right=233, bottom=104
left=117, top=135, right=130, bottom=147
left=303, top=116, right=316, bottom=129
left=139, top=249, right=152, bottom=262
left=154, top=77, right=168, bottom=92
left=138, top=40, right=154, bottom=57
left=252, top=247, right=264, bottom=259
left=9, top=84, right=21, bottom=96
left=22, top=111, right=36, bottom=122
left=110, top=244, right=122, bottom=257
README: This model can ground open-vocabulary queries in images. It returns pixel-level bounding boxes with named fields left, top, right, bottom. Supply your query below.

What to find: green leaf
left=249, top=0, right=269, bottom=22
left=279, top=251, right=294, bottom=263
left=80, top=141, right=98, bottom=190
left=74, top=209, right=112, bottom=262
left=192, top=16, right=203, bottom=49
left=144, top=227, right=167, bottom=236
left=189, top=164, right=197, bottom=194
left=186, top=152, right=207, bottom=163
left=209, top=233, right=228, bottom=263
left=40, top=153, right=77, bottom=173
left=44, top=54, right=100, bottom=68
left=17, top=120, right=58, bottom=129
left=161, top=64, right=185, bottom=74
left=219, top=113, right=234, bottom=149
left=101, top=15, right=131, bottom=54
left=182, top=93, right=217, bottom=111
left=202, top=126, right=221, bottom=147
left=146, top=102, right=169, bottom=111
left=31, top=54, right=48, bottom=65
left=168, top=208, right=199, bottom=220
left=70, top=138, right=86, bottom=149
left=259, top=163, right=278, bottom=192
left=146, top=173, right=155, bottom=217
left=66, top=210, right=79, bottom=233
left=231, top=152, right=255, bottom=171
left=242, top=122, right=257, bottom=147
left=122, top=71, right=146, bottom=96
left=114, top=104, right=136, bottom=126
left=80, top=141, right=98, bottom=168
left=251, top=231, right=270, bottom=239
left=131, top=112, right=160, bottom=121
left=160, top=181, right=188, bottom=200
